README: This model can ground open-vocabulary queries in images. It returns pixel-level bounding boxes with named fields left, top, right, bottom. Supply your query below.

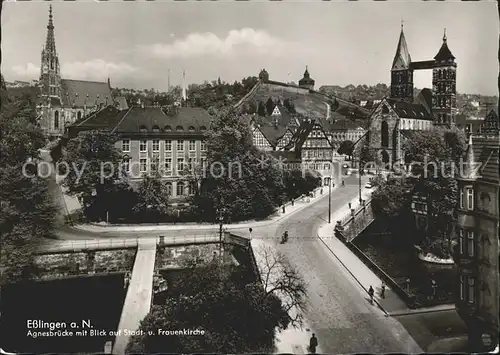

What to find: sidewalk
left=251, top=239, right=322, bottom=354
left=317, top=189, right=410, bottom=314
left=74, top=185, right=335, bottom=232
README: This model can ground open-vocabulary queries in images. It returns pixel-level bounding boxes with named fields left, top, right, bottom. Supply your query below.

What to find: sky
left=1, top=1, right=498, bottom=96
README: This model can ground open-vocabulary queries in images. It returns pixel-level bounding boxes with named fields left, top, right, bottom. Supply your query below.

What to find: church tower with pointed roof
left=432, top=29, right=457, bottom=126
left=390, top=22, right=414, bottom=102
left=39, top=5, right=62, bottom=101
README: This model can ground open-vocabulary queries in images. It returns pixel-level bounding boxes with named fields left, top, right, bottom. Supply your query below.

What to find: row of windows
left=392, top=71, right=412, bottom=83
left=459, top=275, right=476, bottom=305
left=401, top=119, right=432, bottom=131
left=458, top=229, right=475, bottom=257
left=304, top=139, right=330, bottom=148
left=459, top=186, right=474, bottom=211
left=434, top=69, right=456, bottom=80
left=392, top=85, right=413, bottom=97
left=139, top=125, right=207, bottom=133
left=122, top=157, right=202, bottom=174
left=303, top=150, right=333, bottom=159
left=122, top=140, right=206, bottom=153
left=433, top=97, right=455, bottom=108
left=434, top=83, right=456, bottom=94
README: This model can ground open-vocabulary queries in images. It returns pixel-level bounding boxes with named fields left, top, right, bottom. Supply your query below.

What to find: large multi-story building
left=36, top=5, right=127, bottom=139
left=453, top=112, right=499, bottom=352
left=67, top=104, right=211, bottom=204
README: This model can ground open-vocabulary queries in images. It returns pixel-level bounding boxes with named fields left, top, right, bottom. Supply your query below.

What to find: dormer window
left=188, top=126, right=195, bottom=132
left=165, top=125, right=172, bottom=132
left=200, top=126, right=207, bottom=131
left=176, top=125, right=184, bottom=131
left=152, top=125, right=160, bottom=132
left=139, top=125, right=147, bottom=133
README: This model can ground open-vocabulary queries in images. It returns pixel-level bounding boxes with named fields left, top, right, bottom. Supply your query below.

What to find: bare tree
left=255, top=244, right=307, bottom=327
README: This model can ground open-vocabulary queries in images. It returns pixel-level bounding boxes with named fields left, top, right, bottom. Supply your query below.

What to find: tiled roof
left=387, top=100, right=434, bottom=120
left=392, top=28, right=411, bottom=70
left=114, top=106, right=212, bottom=135
left=258, top=124, right=288, bottom=146
left=253, top=105, right=294, bottom=145
left=434, top=41, right=455, bottom=61
left=415, top=88, right=433, bottom=115
left=60, top=79, right=113, bottom=107
left=73, top=105, right=124, bottom=128
left=463, top=136, right=499, bottom=184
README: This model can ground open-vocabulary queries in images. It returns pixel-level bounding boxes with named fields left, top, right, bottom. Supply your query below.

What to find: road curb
left=71, top=186, right=334, bottom=233
left=388, top=305, right=456, bottom=317
left=317, top=233, right=389, bottom=316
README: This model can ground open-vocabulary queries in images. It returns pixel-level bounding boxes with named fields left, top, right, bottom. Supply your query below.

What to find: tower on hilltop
left=390, top=22, right=414, bottom=102
left=39, top=5, right=61, bottom=100
left=432, top=29, right=457, bottom=126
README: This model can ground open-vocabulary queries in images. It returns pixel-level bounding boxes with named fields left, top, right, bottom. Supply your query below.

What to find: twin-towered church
left=366, top=23, right=457, bottom=166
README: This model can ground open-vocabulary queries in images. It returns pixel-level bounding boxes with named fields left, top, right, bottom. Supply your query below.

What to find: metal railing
left=339, top=197, right=373, bottom=227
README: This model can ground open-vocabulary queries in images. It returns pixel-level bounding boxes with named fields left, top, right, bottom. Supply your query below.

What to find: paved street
left=248, top=177, right=422, bottom=353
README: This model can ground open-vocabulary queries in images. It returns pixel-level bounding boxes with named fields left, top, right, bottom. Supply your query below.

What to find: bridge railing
left=339, top=197, right=373, bottom=227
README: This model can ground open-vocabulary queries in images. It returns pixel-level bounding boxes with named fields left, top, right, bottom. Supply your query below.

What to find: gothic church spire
left=45, top=5, right=57, bottom=55
left=391, top=22, right=412, bottom=70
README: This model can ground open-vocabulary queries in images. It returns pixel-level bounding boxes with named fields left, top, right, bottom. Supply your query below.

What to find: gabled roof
left=392, top=26, right=412, bottom=70
left=480, top=109, right=499, bottom=136
left=387, top=99, right=434, bottom=120
left=60, top=79, right=113, bottom=107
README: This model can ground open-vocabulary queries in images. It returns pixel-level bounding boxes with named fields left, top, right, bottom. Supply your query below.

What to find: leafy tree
left=191, top=108, right=284, bottom=222
left=0, top=76, right=57, bottom=285
left=133, top=172, right=170, bottom=222
left=373, top=128, right=466, bottom=257
left=62, top=130, right=124, bottom=220
left=266, top=97, right=275, bottom=116
left=127, top=247, right=306, bottom=353
left=337, top=140, right=354, bottom=160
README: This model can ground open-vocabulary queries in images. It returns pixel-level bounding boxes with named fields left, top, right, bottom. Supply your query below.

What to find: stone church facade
left=365, top=24, right=457, bottom=167
left=36, top=5, right=127, bottom=139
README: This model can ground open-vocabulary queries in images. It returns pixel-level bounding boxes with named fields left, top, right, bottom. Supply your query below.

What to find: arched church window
left=54, top=111, right=59, bottom=130
left=438, top=70, right=442, bottom=79
left=77, top=111, right=82, bottom=120
left=443, top=70, right=447, bottom=79
left=50, top=60, right=54, bottom=70
left=382, top=105, right=389, bottom=114
left=381, top=121, right=389, bottom=148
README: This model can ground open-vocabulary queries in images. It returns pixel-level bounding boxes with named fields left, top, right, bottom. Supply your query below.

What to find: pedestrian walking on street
left=381, top=284, right=386, bottom=299
left=309, top=333, right=318, bottom=354
left=368, top=285, right=374, bottom=304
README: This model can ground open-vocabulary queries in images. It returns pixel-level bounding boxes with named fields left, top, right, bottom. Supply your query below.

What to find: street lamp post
left=357, top=150, right=362, bottom=203
left=217, top=206, right=226, bottom=262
